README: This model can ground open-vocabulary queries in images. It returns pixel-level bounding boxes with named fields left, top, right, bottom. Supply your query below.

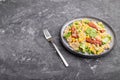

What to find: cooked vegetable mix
left=63, top=18, right=112, bottom=55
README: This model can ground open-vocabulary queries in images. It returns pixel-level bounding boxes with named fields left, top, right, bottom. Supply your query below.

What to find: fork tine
left=43, top=29, right=52, bottom=40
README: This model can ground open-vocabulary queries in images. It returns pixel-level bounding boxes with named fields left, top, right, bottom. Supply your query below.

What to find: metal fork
left=43, top=29, right=69, bottom=67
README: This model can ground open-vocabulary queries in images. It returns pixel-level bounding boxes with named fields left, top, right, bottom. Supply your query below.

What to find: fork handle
left=51, top=41, right=69, bottom=67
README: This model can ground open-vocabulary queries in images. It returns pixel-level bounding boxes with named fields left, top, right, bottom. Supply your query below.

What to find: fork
left=43, top=29, right=69, bottom=67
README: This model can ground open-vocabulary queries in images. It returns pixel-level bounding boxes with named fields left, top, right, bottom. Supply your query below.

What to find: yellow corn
left=78, top=38, right=81, bottom=42
left=78, top=37, right=84, bottom=42
left=72, top=38, right=76, bottom=42
left=86, top=35, right=89, bottom=38
left=89, top=46, right=96, bottom=54
left=97, top=47, right=104, bottom=55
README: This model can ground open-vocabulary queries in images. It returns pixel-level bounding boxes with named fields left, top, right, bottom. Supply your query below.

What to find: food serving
left=63, top=18, right=112, bottom=55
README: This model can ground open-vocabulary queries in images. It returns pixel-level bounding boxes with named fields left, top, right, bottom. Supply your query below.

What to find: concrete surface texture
left=0, top=0, right=120, bottom=80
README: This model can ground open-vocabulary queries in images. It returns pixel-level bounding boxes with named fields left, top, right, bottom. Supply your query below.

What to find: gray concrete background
left=0, top=0, right=120, bottom=80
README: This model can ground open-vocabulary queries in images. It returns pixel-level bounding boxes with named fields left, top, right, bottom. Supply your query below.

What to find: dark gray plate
left=60, top=16, right=116, bottom=58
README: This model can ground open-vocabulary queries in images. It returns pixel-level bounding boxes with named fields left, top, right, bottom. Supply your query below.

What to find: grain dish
left=63, top=18, right=112, bottom=55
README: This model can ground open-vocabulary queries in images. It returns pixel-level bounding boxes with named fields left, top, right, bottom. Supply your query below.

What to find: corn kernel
left=72, top=38, right=76, bottom=42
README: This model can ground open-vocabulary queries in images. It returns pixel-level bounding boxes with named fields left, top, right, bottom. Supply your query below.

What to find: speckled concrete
left=0, top=0, right=120, bottom=80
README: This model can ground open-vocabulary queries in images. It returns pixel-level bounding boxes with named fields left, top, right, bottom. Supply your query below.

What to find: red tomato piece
left=99, top=30, right=105, bottom=33
left=86, top=38, right=102, bottom=46
left=71, top=26, right=79, bottom=38
left=88, top=22, right=98, bottom=30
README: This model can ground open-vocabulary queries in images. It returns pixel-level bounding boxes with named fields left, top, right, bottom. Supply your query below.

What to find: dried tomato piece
left=88, top=22, right=98, bottom=30
left=99, top=30, right=105, bottom=33
left=86, top=38, right=102, bottom=46
left=71, top=26, right=79, bottom=38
